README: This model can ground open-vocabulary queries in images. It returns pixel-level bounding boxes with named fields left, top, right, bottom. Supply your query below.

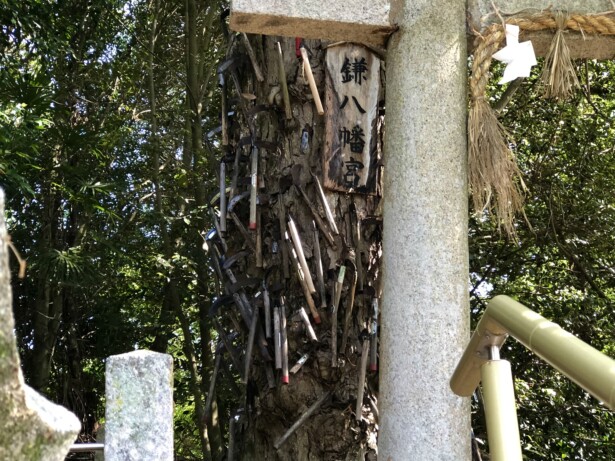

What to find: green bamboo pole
left=481, top=360, right=522, bottom=461
left=451, top=295, right=615, bottom=410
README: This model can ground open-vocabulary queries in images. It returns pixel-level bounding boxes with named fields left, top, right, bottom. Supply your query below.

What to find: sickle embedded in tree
left=222, top=250, right=251, bottom=270
left=285, top=231, right=321, bottom=324
left=312, top=220, right=327, bottom=309
left=294, top=184, right=337, bottom=249
left=287, top=215, right=317, bottom=294
left=340, top=257, right=358, bottom=354
left=224, top=257, right=272, bottom=362
left=227, top=190, right=250, bottom=213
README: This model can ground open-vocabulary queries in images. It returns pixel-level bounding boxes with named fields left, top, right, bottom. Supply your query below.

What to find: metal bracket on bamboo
left=473, top=331, right=508, bottom=361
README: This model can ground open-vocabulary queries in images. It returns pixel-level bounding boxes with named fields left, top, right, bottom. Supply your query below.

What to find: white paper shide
left=492, top=24, right=537, bottom=84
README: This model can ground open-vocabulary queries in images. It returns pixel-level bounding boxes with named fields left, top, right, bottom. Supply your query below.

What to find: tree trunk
left=212, top=35, right=382, bottom=460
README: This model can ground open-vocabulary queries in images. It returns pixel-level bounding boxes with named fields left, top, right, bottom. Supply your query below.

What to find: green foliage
left=471, top=59, right=615, bottom=460
left=2, top=0, right=225, bottom=457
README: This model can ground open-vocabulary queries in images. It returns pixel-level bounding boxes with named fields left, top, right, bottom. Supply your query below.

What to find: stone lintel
left=469, top=0, right=614, bottom=24
left=521, top=30, right=615, bottom=60
left=231, top=0, right=615, bottom=58
left=229, top=0, right=394, bottom=46
left=468, top=0, right=615, bottom=58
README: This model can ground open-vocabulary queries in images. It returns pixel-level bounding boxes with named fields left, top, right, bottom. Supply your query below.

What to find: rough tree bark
left=210, top=33, right=384, bottom=460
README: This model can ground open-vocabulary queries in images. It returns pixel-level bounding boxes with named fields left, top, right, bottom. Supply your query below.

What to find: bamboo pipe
left=311, top=172, right=339, bottom=235
left=276, top=42, right=292, bottom=120
left=273, top=307, right=282, bottom=370
left=281, top=297, right=289, bottom=384
left=290, top=353, right=310, bottom=374
left=298, top=306, right=318, bottom=341
left=481, top=360, right=523, bottom=461
left=451, top=295, right=615, bottom=410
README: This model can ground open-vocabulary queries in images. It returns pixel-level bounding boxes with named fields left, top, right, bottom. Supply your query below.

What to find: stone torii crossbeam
left=231, top=0, right=615, bottom=57
left=230, top=1, right=615, bottom=459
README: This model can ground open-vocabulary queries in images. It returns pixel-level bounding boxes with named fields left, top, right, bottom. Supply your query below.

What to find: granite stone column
left=380, top=1, right=470, bottom=459
left=105, top=350, right=173, bottom=461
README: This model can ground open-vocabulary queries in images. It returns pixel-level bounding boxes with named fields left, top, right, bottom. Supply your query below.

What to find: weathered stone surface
left=231, top=0, right=615, bottom=58
left=105, top=350, right=173, bottom=461
left=229, top=0, right=395, bottom=46
left=380, top=1, right=470, bottom=460
left=0, top=188, right=81, bottom=461
left=470, top=0, right=614, bottom=22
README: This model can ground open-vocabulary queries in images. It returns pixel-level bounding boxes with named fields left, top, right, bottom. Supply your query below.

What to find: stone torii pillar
left=380, top=1, right=469, bottom=459
left=229, top=1, right=615, bottom=459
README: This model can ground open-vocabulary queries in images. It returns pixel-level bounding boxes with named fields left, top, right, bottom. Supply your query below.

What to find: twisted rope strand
left=471, top=12, right=615, bottom=103
left=468, top=11, right=615, bottom=235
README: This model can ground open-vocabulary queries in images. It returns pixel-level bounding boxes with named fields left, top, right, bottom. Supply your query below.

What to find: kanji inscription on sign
left=324, top=44, right=381, bottom=194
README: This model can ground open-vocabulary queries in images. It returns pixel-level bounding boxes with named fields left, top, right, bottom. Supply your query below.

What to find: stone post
left=380, top=1, right=470, bottom=460
left=105, top=350, right=173, bottom=461
left=0, top=188, right=81, bottom=461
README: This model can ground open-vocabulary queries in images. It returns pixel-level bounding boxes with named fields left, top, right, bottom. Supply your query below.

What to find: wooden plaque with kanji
left=323, top=43, right=381, bottom=194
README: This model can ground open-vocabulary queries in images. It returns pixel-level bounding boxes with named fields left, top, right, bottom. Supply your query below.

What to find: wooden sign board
left=323, top=44, right=381, bottom=195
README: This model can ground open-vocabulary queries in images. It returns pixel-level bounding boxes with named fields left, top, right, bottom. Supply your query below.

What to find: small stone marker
left=324, top=44, right=381, bottom=194
left=105, top=350, right=173, bottom=461
left=0, top=188, right=81, bottom=461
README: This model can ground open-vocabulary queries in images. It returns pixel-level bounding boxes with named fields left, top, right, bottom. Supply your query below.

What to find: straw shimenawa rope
left=469, top=24, right=523, bottom=237
left=469, top=10, right=615, bottom=236
left=540, top=12, right=579, bottom=100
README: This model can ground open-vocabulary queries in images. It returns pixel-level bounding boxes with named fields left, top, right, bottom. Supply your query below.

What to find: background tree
left=470, top=59, right=615, bottom=460
left=1, top=0, right=226, bottom=458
